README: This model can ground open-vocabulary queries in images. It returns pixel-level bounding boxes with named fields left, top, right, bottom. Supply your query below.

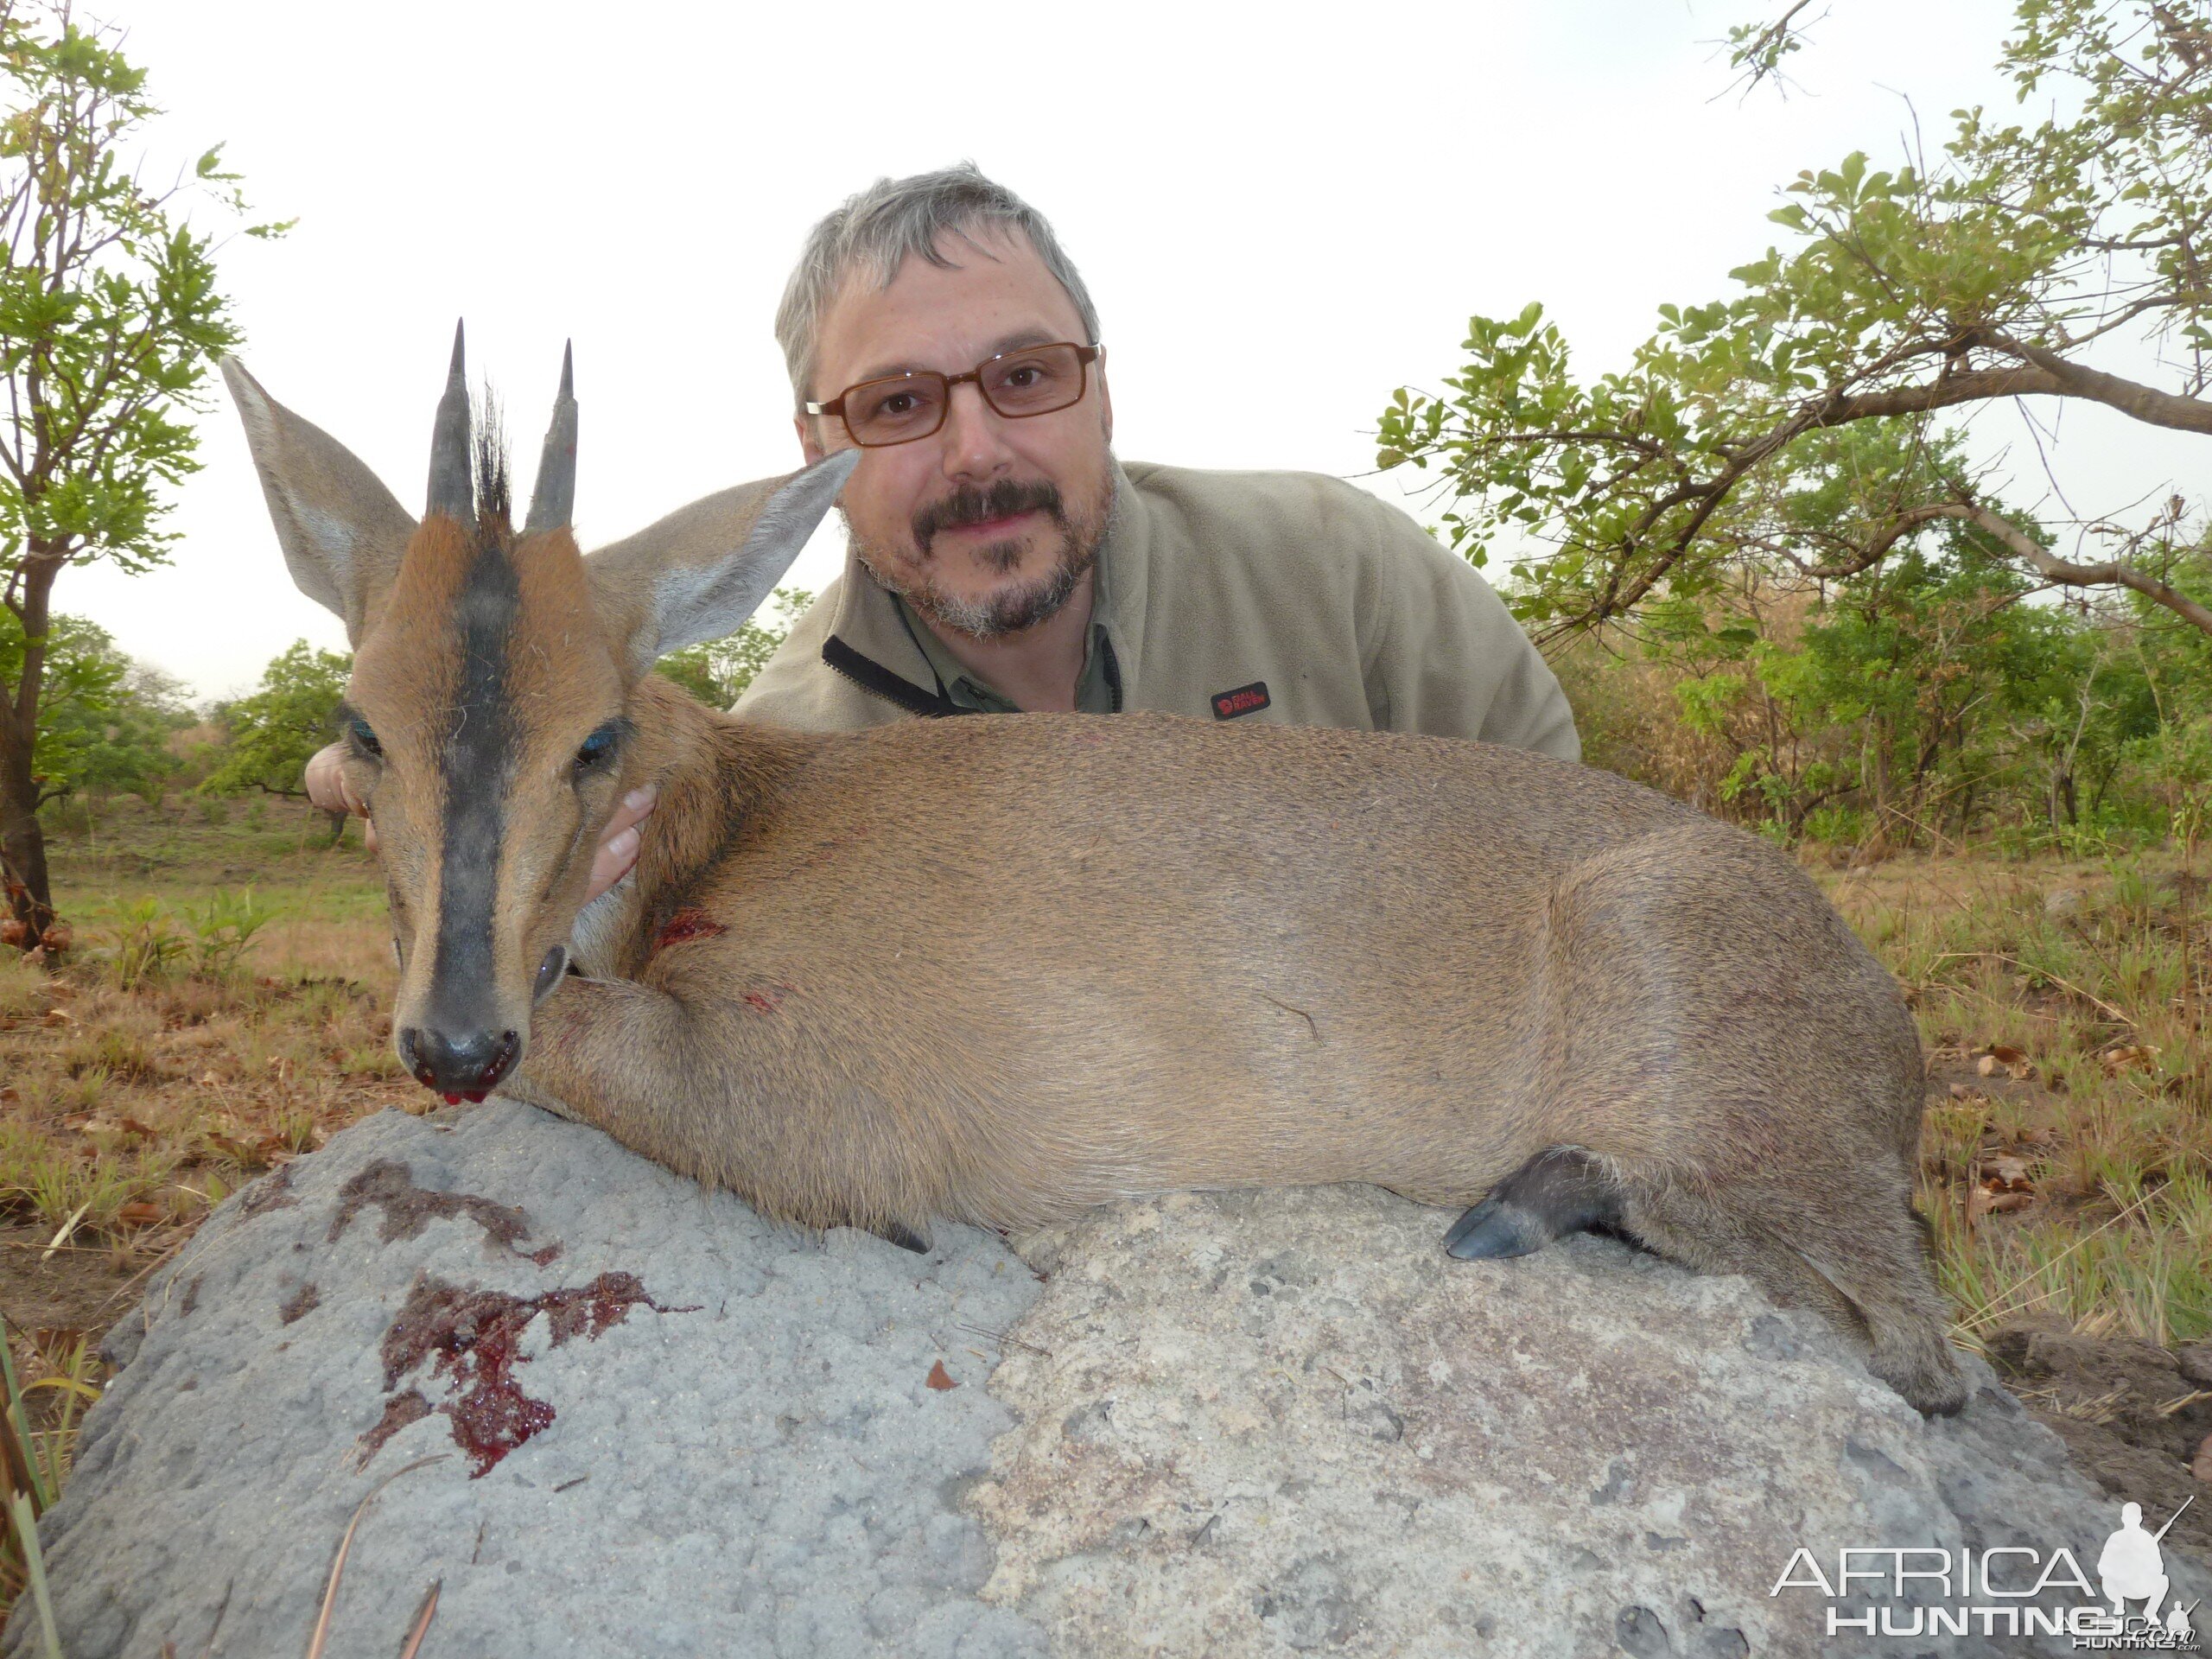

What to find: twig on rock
left=307, top=1454, right=446, bottom=1659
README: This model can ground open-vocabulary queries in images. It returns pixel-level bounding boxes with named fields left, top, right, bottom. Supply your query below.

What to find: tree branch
left=1988, top=334, right=2212, bottom=433
left=1930, top=501, right=2212, bottom=634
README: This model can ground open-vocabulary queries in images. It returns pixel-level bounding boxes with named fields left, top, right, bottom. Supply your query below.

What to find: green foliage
left=656, top=588, right=812, bottom=708
left=104, top=894, right=183, bottom=989
left=1376, top=1, right=2212, bottom=641
left=102, top=884, right=269, bottom=987
left=0, top=607, right=181, bottom=807
left=0, top=0, right=282, bottom=939
left=199, top=639, right=350, bottom=800
left=1559, top=524, right=2210, bottom=849
left=183, top=885, right=271, bottom=976
left=0, top=4, right=283, bottom=589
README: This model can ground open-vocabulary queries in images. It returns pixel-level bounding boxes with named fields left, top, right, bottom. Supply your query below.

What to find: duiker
left=223, top=329, right=1967, bottom=1415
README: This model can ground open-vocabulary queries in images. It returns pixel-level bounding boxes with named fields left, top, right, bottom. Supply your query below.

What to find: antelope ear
left=221, top=356, right=417, bottom=646
left=586, top=448, right=860, bottom=675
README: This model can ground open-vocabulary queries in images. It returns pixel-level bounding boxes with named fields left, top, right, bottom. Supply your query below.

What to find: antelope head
left=222, top=326, right=858, bottom=1102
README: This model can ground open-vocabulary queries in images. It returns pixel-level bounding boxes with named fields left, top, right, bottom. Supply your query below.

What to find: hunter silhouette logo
left=1770, top=1494, right=2202, bottom=1646
left=2101, top=1497, right=2195, bottom=1637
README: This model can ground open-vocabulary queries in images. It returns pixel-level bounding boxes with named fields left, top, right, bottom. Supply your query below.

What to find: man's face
left=798, top=225, right=1115, bottom=639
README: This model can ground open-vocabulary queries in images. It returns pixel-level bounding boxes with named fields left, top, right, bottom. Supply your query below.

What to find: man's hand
left=302, top=741, right=655, bottom=904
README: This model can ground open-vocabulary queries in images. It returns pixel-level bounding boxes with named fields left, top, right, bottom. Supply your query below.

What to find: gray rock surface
left=14, top=1109, right=2202, bottom=1658
left=13, top=1101, right=1046, bottom=1659
left=970, top=1185, right=2211, bottom=1657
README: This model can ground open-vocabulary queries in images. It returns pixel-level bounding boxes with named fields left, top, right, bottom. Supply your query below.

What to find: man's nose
left=938, top=380, right=1016, bottom=479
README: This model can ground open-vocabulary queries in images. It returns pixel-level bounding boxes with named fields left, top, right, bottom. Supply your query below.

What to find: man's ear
left=794, top=412, right=827, bottom=467
left=221, top=357, right=416, bottom=647
left=586, top=448, right=861, bottom=677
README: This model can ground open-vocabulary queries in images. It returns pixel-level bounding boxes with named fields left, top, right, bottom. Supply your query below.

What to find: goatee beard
left=849, top=471, right=1113, bottom=640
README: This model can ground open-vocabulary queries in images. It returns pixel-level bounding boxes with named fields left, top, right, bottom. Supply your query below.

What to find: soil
left=1986, top=1316, right=2212, bottom=1563
left=0, top=1223, right=150, bottom=1345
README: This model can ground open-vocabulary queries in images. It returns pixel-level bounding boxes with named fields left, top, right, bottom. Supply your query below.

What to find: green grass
left=1826, top=850, right=2212, bottom=1348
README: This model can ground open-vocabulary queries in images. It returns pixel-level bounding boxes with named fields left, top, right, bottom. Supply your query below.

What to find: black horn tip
left=559, top=340, right=574, bottom=401
left=448, top=319, right=467, bottom=379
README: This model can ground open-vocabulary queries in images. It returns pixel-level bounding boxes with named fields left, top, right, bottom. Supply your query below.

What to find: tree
left=200, top=640, right=349, bottom=828
left=0, top=605, right=181, bottom=807
left=0, top=2, right=283, bottom=953
left=657, top=588, right=813, bottom=709
left=1376, top=0, right=2212, bottom=648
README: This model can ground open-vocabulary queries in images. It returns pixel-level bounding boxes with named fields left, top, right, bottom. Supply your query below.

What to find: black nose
left=398, top=1026, right=520, bottom=1103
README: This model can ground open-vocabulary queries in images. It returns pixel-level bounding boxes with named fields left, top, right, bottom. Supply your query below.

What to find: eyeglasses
left=804, top=341, right=1103, bottom=448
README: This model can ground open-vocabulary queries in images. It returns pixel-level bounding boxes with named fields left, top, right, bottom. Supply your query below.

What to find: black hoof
left=1444, top=1196, right=1546, bottom=1259
left=875, top=1222, right=932, bottom=1255
left=1445, top=1147, right=1622, bottom=1262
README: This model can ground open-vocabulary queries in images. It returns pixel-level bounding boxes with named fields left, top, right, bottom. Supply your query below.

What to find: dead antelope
left=220, top=328, right=1967, bottom=1416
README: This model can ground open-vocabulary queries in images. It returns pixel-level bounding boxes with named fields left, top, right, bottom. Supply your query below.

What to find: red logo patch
left=1211, top=681, right=1271, bottom=720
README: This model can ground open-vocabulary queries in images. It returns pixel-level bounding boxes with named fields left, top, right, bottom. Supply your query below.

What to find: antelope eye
left=347, top=717, right=383, bottom=758
left=574, top=722, right=622, bottom=774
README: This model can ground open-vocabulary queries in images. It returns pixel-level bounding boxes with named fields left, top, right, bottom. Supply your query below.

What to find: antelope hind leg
left=1444, top=1147, right=1624, bottom=1260
left=1616, top=1173, right=1968, bottom=1416
left=1445, top=1146, right=1968, bottom=1416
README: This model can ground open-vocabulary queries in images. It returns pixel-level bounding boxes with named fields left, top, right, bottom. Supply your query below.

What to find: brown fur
left=493, top=668, right=1963, bottom=1413
left=222, top=353, right=1968, bottom=1415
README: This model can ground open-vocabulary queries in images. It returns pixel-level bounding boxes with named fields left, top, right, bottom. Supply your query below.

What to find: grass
left=0, top=794, right=421, bottom=1646
left=1822, top=848, right=2212, bottom=1351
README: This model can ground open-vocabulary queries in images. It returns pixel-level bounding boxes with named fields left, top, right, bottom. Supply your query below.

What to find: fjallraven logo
left=1211, top=682, right=1270, bottom=720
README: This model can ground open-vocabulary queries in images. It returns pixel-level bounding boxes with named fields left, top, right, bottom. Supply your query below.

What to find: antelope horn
left=524, top=340, right=577, bottom=535
left=425, top=320, right=473, bottom=523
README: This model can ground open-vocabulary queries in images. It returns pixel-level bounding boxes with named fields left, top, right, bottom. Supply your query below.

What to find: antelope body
left=223, top=332, right=1967, bottom=1415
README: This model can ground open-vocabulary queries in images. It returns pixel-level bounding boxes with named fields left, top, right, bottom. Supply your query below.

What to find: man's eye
left=347, top=717, right=382, bottom=758
left=866, top=387, right=936, bottom=424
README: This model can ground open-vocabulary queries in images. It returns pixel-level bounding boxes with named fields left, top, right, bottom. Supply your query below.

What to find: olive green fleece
left=732, top=459, right=1580, bottom=761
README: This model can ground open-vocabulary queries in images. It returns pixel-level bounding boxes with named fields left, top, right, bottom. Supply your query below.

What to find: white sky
left=60, top=0, right=2207, bottom=701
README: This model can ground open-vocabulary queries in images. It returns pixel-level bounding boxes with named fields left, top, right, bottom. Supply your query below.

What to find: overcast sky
left=59, top=0, right=2204, bottom=701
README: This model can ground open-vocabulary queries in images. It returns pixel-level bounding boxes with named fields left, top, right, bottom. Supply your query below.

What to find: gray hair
left=774, top=162, right=1103, bottom=410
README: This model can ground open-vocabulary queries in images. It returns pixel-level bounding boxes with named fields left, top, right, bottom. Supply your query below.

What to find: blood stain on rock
left=237, top=1161, right=299, bottom=1217
left=357, top=1389, right=430, bottom=1462
left=364, top=1272, right=696, bottom=1478
left=178, top=1276, right=201, bottom=1317
left=326, top=1160, right=562, bottom=1266
left=278, top=1281, right=320, bottom=1325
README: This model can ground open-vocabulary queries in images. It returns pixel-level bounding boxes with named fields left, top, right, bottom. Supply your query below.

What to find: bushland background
left=1, top=0, right=2209, bottom=1612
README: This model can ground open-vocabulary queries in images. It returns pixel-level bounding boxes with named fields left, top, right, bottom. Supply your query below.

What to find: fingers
left=303, top=741, right=360, bottom=815
left=364, top=817, right=379, bottom=856
left=584, top=785, right=656, bottom=905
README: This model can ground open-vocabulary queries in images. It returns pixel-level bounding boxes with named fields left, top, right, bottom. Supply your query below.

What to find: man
left=308, top=164, right=1578, bottom=890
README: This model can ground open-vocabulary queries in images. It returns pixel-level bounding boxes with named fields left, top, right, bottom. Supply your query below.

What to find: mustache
left=912, top=479, right=1065, bottom=550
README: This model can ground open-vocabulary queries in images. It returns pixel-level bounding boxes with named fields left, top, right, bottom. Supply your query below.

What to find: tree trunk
left=1, top=546, right=61, bottom=955
left=0, top=729, right=53, bottom=951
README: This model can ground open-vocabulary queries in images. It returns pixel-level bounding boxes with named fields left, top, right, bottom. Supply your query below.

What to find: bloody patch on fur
left=278, top=1281, right=320, bottom=1325
left=364, top=1272, right=695, bottom=1478
left=651, top=906, right=728, bottom=952
left=326, top=1159, right=563, bottom=1267
left=741, top=984, right=791, bottom=1015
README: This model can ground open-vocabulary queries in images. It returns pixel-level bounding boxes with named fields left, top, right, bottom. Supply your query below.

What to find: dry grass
left=0, top=794, right=414, bottom=1317
left=1822, top=849, right=2212, bottom=1351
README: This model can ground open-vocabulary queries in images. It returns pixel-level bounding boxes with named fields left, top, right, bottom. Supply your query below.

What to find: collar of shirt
left=887, top=509, right=1122, bottom=715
